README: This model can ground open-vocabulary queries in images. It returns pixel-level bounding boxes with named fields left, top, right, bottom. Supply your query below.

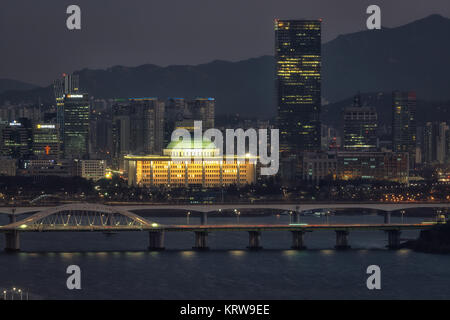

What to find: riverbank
left=403, top=222, right=450, bottom=254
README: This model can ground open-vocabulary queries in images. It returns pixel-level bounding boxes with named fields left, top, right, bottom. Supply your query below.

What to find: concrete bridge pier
left=291, top=231, right=306, bottom=250
left=8, top=213, right=16, bottom=224
left=247, top=231, right=262, bottom=250
left=386, top=230, right=401, bottom=249
left=335, top=230, right=350, bottom=250
left=200, top=212, right=208, bottom=225
left=193, top=231, right=209, bottom=250
left=4, top=231, right=20, bottom=252
left=384, top=212, right=391, bottom=224
left=148, top=231, right=165, bottom=251
left=293, top=212, right=300, bottom=224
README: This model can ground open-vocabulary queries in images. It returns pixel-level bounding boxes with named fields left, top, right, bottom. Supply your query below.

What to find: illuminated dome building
left=125, top=139, right=257, bottom=187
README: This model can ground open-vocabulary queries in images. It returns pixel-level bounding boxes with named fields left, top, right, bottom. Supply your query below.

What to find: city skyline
left=0, top=2, right=450, bottom=302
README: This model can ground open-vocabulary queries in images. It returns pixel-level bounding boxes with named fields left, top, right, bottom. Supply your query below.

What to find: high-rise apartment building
left=275, top=19, right=322, bottom=154
left=392, top=91, right=417, bottom=167
left=343, top=95, right=378, bottom=151
left=164, top=97, right=215, bottom=145
left=422, top=121, right=449, bottom=165
left=129, top=98, right=165, bottom=155
left=112, top=98, right=165, bottom=167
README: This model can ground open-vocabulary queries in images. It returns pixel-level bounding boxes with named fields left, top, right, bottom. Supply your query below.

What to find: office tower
left=1, top=118, right=33, bottom=159
left=53, top=73, right=80, bottom=103
left=59, top=93, right=90, bottom=159
left=343, top=94, right=378, bottom=151
left=275, top=19, right=322, bottom=154
left=32, top=123, right=60, bottom=159
left=392, top=91, right=417, bottom=167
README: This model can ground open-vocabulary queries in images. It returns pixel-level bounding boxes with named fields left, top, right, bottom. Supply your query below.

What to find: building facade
left=343, top=99, right=378, bottom=152
left=337, top=151, right=409, bottom=183
left=275, top=19, right=322, bottom=154
left=125, top=139, right=257, bottom=187
left=59, top=93, right=90, bottom=159
left=1, top=118, right=33, bottom=159
left=392, top=91, right=417, bottom=167
left=74, top=159, right=107, bottom=181
left=32, top=123, right=60, bottom=159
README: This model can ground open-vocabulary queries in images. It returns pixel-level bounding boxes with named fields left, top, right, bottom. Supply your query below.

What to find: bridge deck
left=0, top=223, right=436, bottom=232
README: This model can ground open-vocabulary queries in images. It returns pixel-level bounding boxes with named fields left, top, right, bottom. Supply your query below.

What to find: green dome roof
left=166, top=138, right=217, bottom=150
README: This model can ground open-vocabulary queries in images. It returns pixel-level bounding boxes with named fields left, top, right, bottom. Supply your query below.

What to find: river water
left=1, top=213, right=449, bottom=300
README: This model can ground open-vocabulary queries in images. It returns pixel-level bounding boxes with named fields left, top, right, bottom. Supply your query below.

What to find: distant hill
left=0, top=79, right=37, bottom=94
left=1, top=14, right=450, bottom=118
left=322, top=14, right=450, bottom=103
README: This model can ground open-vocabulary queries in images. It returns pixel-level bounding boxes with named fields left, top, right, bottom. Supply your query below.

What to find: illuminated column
left=150, top=161, right=154, bottom=186
left=291, top=231, right=306, bottom=250
left=4, top=231, right=20, bottom=252
left=167, top=162, right=171, bottom=185
left=148, top=231, right=165, bottom=251
left=185, top=161, right=188, bottom=187
left=219, top=161, right=223, bottom=185
left=335, top=230, right=350, bottom=250
left=247, top=231, right=262, bottom=250
left=193, top=231, right=209, bottom=250
left=202, top=162, right=206, bottom=187
left=386, top=230, right=401, bottom=249
left=237, top=161, right=240, bottom=186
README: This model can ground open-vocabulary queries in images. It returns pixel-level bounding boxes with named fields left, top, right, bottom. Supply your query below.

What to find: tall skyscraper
left=392, top=91, right=417, bottom=167
left=53, top=73, right=80, bottom=107
left=59, top=93, right=90, bottom=159
left=343, top=94, right=378, bottom=151
left=275, top=19, right=322, bottom=154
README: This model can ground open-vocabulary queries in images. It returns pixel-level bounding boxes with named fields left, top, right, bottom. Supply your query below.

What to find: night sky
left=1, top=0, right=450, bottom=86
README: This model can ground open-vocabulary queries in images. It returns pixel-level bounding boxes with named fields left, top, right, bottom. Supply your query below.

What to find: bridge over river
left=0, top=202, right=447, bottom=252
